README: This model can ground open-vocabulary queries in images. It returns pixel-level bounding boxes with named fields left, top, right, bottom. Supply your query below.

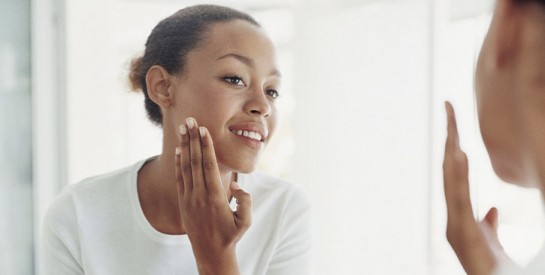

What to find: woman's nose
left=245, top=87, right=271, bottom=117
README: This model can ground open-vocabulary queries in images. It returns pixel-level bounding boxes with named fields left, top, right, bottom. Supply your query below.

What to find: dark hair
left=516, top=0, right=545, bottom=7
left=129, top=5, right=260, bottom=126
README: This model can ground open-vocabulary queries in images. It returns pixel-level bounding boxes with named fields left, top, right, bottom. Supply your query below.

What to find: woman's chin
left=491, top=157, right=535, bottom=187
left=219, top=158, right=259, bottom=175
left=232, top=162, right=258, bottom=174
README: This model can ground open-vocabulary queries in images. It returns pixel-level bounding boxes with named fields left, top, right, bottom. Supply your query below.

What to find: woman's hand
left=175, top=117, right=252, bottom=275
left=443, top=102, right=512, bottom=275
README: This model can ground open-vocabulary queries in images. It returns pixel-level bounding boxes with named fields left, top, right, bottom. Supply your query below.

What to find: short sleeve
left=494, top=245, right=545, bottom=275
left=266, top=186, right=313, bottom=275
left=39, top=189, right=84, bottom=275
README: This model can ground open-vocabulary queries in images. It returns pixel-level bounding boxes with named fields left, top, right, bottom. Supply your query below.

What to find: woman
left=443, top=0, right=545, bottom=274
left=40, top=5, right=312, bottom=275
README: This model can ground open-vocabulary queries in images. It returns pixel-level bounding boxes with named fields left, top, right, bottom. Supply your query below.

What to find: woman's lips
left=230, top=130, right=263, bottom=149
left=230, top=129, right=263, bottom=141
left=228, top=123, right=268, bottom=142
left=228, top=123, right=268, bottom=149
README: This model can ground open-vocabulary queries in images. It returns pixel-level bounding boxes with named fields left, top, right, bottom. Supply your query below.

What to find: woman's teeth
left=231, top=130, right=262, bottom=141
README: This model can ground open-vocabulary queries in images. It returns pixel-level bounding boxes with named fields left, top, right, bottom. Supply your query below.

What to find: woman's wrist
left=195, top=247, right=240, bottom=275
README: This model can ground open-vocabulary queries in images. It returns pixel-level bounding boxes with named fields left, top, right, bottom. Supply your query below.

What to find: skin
left=136, top=19, right=280, bottom=274
left=443, top=0, right=545, bottom=274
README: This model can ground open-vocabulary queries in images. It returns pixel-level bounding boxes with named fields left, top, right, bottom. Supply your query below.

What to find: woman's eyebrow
left=216, top=53, right=281, bottom=77
left=217, top=53, right=255, bottom=68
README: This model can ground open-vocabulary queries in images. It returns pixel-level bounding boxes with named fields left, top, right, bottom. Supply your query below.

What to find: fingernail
left=231, top=181, right=241, bottom=190
left=179, top=124, right=187, bottom=135
left=175, top=147, right=181, bottom=155
left=199, top=127, right=206, bottom=137
left=186, top=117, right=195, bottom=129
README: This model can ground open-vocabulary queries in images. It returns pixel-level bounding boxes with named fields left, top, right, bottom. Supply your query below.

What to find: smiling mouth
left=230, top=129, right=263, bottom=142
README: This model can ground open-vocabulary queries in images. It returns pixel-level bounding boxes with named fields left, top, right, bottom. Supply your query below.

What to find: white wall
left=64, top=0, right=168, bottom=185
left=293, top=1, right=431, bottom=273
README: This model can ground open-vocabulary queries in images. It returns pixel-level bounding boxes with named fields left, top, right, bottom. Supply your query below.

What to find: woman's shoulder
left=44, top=159, right=146, bottom=223
left=71, top=159, right=145, bottom=192
left=495, top=245, right=545, bottom=275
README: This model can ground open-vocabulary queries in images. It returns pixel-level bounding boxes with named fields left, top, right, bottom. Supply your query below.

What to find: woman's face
left=167, top=19, right=280, bottom=173
left=475, top=18, right=527, bottom=184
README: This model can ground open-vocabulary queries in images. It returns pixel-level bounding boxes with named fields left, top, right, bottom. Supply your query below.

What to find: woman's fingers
left=443, top=101, right=473, bottom=219
left=231, top=181, right=252, bottom=233
left=483, top=207, right=499, bottom=231
left=199, top=126, right=226, bottom=202
left=176, top=119, right=252, bottom=260
left=179, top=123, right=193, bottom=195
left=443, top=102, right=500, bottom=275
left=480, top=208, right=512, bottom=264
left=186, top=117, right=206, bottom=195
left=445, top=101, right=460, bottom=149
left=180, top=118, right=225, bottom=201
left=175, top=147, right=185, bottom=198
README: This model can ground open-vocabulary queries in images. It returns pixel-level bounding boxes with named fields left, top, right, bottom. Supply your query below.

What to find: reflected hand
left=443, top=101, right=512, bottom=275
left=175, top=117, right=252, bottom=275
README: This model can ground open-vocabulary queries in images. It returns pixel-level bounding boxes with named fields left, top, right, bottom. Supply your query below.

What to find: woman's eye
left=223, top=76, right=245, bottom=87
left=266, top=89, right=280, bottom=99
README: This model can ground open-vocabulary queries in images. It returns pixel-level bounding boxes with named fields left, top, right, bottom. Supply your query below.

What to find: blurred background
left=2, top=0, right=544, bottom=274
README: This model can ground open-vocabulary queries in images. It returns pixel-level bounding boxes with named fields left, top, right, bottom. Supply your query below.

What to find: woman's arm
left=443, top=102, right=513, bottom=275
left=40, top=190, right=84, bottom=275
left=175, top=118, right=251, bottom=275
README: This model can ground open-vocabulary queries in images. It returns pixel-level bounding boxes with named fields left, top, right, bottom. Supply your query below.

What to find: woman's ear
left=146, top=65, right=174, bottom=108
left=487, top=0, right=524, bottom=67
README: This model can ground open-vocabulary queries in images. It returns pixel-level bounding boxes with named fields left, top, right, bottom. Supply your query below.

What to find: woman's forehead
left=199, top=20, right=274, bottom=55
left=188, top=20, right=278, bottom=69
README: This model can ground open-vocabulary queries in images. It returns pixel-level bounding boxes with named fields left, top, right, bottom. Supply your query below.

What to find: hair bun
left=128, top=55, right=144, bottom=92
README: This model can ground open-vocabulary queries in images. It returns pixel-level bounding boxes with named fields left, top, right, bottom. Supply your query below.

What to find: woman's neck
left=137, top=152, right=234, bottom=235
left=144, top=151, right=234, bottom=198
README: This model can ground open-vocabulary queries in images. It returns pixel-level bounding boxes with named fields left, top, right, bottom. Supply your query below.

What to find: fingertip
left=175, top=147, right=181, bottom=156
left=484, top=207, right=499, bottom=224
left=490, top=207, right=499, bottom=219
left=179, top=124, right=187, bottom=135
left=231, top=181, right=241, bottom=190
left=186, top=117, right=196, bottom=129
left=445, top=101, right=454, bottom=118
left=231, top=183, right=251, bottom=204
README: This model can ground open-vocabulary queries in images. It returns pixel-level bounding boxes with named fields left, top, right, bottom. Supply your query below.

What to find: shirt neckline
left=128, top=157, right=246, bottom=245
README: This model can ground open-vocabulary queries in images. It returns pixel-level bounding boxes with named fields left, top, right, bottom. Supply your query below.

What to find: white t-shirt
left=40, top=159, right=313, bottom=275
left=495, top=247, right=545, bottom=275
